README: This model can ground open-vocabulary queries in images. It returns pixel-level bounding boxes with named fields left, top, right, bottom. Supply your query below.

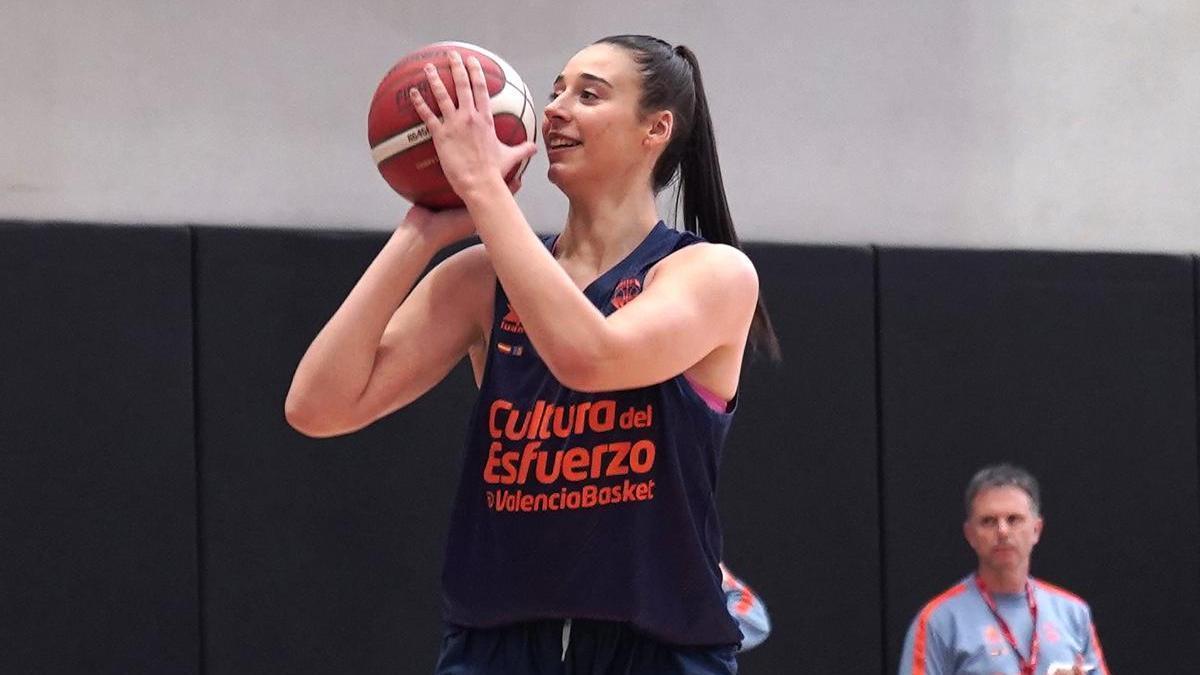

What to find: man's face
left=963, top=486, right=1044, bottom=575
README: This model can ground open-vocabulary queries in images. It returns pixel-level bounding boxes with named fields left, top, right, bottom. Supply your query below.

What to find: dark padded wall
left=878, top=248, right=1200, bottom=673
left=8, top=220, right=1200, bottom=674
left=194, top=228, right=474, bottom=674
left=0, top=222, right=199, bottom=674
left=724, top=244, right=881, bottom=673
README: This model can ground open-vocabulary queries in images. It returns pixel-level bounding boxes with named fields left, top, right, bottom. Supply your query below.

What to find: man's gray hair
left=964, top=463, right=1041, bottom=518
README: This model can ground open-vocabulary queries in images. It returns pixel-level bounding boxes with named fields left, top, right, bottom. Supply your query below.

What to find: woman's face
left=543, top=43, right=661, bottom=192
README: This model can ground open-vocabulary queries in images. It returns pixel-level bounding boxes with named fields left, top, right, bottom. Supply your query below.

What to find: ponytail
left=597, top=36, right=781, bottom=361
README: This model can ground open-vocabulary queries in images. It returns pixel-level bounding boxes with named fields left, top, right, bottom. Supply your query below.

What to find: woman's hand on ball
left=409, top=51, right=537, bottom=202
left=400, top=168, right=526, bottom=249
left=400, top=205, right=476, bottom=249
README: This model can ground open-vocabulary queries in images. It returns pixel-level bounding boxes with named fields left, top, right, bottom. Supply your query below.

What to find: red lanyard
left=975, top=576, right=1039, bottom=675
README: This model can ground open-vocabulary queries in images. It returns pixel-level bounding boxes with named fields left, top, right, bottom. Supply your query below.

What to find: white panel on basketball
left=514, top=82, right=537, bottom=176
left=370, top=125, right=431, bottom=164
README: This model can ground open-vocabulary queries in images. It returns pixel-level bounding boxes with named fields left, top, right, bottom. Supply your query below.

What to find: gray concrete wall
left=2, top=0, right=1196, bottom=250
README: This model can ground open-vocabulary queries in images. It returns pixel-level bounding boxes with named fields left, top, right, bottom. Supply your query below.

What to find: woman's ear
left=644, top=109, right=674, bottom=148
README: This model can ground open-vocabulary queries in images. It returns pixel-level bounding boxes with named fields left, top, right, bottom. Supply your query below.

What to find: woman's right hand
left=401, top=172, right=525, bottom=250
left=401, top=204, right=476, bottom=250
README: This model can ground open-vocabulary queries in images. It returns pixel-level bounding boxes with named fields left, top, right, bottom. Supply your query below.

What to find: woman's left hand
left=409, top=50, right=537, bottom=202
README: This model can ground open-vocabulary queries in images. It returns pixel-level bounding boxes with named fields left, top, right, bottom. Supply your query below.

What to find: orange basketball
left=367, top=42, right=537, bottom=209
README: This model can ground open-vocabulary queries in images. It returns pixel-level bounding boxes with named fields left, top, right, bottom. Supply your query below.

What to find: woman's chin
left=546, top=165, right=575, bottom=192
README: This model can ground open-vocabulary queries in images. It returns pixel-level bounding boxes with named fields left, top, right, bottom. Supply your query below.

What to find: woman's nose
left=544, top=93, right=568, bottom=120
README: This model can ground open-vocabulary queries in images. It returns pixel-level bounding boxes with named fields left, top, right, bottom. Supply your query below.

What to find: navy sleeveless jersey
left=441, top=221, right=742, bottom=647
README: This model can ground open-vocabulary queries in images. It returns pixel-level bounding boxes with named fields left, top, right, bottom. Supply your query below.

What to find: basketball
left=367, top=41, right=537, bottom=209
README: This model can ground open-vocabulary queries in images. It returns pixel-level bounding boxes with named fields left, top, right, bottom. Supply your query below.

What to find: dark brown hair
left=596, top=35, right=781, bottom=360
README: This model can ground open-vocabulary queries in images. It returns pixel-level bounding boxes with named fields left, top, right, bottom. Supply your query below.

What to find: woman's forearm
left=285, top=224, right=440, bottom=424
left=462, top=177, right=610, bottom=383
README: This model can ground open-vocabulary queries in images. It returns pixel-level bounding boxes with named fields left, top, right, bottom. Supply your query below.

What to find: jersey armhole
left=678, top=372, right=738, bottom=416
left=473, top=281, right=508, bottom=389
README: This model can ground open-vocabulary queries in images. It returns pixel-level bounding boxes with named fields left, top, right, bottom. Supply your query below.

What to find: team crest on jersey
left=1042, top=621, right=1060, bottom=643
left=611, top=278, right=642, bottom=309
left=500, top=303, right=525, bottom=334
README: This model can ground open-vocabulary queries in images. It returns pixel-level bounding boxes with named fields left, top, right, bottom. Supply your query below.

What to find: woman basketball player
left=286, top=35, right=778, bottom=674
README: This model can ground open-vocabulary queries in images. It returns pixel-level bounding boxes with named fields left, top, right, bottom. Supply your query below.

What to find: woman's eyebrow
left=552, top=72, right=614, bottom=88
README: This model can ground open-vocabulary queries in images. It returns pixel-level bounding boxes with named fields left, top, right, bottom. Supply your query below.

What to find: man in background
left=898, top=464, right=1107, bottom=675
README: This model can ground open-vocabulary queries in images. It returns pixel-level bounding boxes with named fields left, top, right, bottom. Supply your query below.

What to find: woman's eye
left=546, top=89, right=599, bottom=103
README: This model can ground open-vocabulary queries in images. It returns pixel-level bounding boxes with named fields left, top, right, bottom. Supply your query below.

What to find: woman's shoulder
left=427, top=244, right=499, bottom=328
left=652, top=241, right=758, bottom=288
left=440, top=242, right=498, bottom=283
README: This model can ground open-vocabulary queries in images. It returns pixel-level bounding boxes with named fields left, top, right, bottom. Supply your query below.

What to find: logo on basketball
left=611, top=278, right=642, bottom=309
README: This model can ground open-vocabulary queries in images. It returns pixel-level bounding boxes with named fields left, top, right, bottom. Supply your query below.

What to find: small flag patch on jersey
left=497, top=342, right=524, bottom=356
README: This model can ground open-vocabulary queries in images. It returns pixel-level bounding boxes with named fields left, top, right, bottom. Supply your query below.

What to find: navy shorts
left=434, top=619, right=738, bottom=675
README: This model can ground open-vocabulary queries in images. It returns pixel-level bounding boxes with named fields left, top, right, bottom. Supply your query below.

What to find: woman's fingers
left=502, top=142, right=537, bottom=194
left=447, top=51, right=475, bottom=112
left=408, top=52, right=525, bottom=192
left=423, top=62, right=456, bottom=118
left=467, top=56, right=491, bottom=115
left=408, top=87, right=441, bottom=132
left=504, top=141, right=538, bottom=169
left=412, top=54, right=491, bottom=132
